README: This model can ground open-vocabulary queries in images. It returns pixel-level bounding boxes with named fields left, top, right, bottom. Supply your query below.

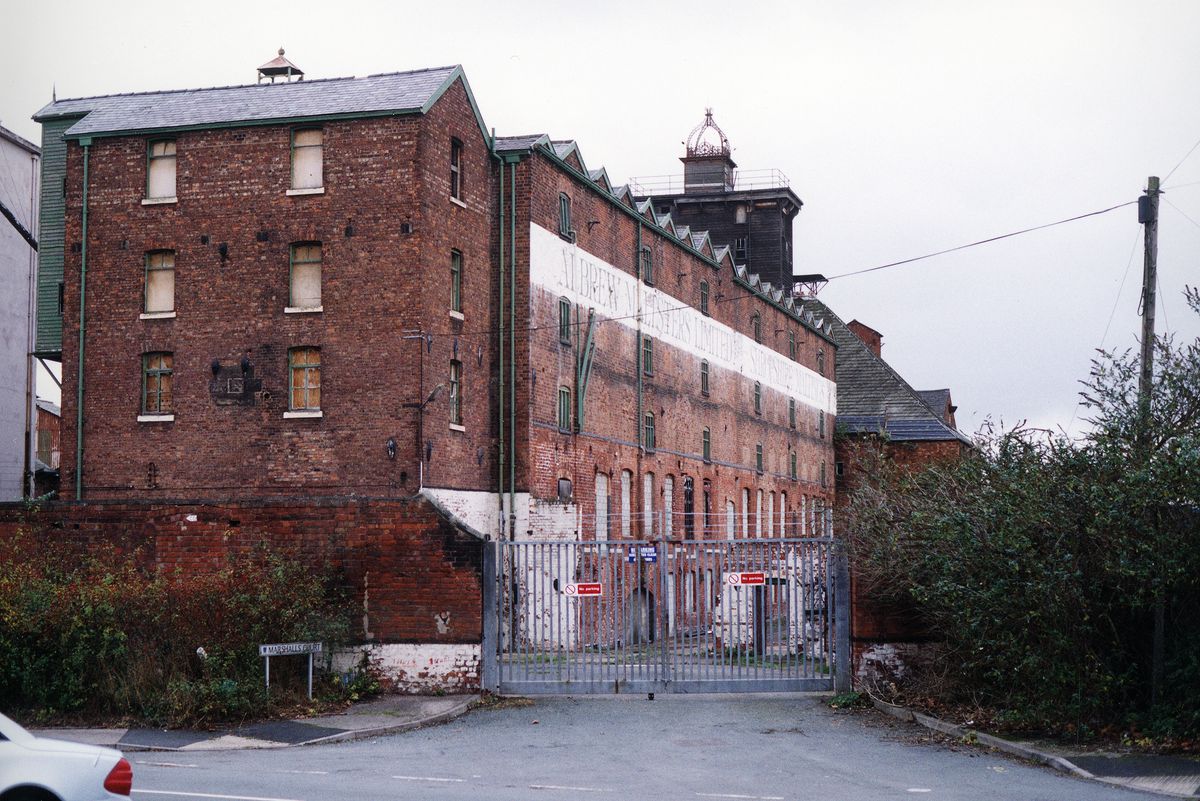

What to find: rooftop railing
left=629, top=168, right=791, bottom=197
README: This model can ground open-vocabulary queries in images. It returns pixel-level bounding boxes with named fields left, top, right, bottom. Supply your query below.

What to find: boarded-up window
left=595, top=472, right=610, bottom=540
left=642, top=472, right=654, bottom=536
left=663, top=476, right=674, bottom=538
left=289, top=347, right=321, bottom=411
left=741, top=488, right=750, bottom=537
left=291, top=129, right=323, bottom=189
left=147, top=140, right=176, bottom=199
left=142, top=352, right=173, bottom=414
left=144, top=250, right=174, bottom=313
left=290, top=243, right=322, bottom=309
left=620, top=469, right=632, bottom=537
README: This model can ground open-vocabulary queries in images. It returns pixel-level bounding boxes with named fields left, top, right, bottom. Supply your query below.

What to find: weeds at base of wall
left=0, top=516, right=381, bottom=728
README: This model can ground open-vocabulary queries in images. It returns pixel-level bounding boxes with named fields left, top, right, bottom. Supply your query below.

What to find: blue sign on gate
left=627, top=544, right=657, bottom=563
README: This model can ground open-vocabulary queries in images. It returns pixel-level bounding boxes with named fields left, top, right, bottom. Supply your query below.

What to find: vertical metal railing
left=494, top=537, right=837, bottom=694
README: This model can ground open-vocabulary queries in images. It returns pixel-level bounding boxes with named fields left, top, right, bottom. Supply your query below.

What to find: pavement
left=873, top=698, right=1200, bottom=799
left=28, top=694, right=477, bottom=752
left=23, top=692, right=1200, bottom=798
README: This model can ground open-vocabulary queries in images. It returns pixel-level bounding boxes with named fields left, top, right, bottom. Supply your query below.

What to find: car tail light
left=104, top=757, right=133, bottom=796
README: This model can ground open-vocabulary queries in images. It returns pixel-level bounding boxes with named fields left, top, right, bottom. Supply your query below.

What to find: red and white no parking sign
left=726, top=572, right=766, bottom=587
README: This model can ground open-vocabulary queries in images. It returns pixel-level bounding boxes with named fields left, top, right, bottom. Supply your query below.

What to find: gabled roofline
left=421, top=66, right=492, bottom=147
left=0, top=124, right=40, bottom=155
left=528, top=140, right=835, bottom=343
left=42, top=65, right=493, bottom=148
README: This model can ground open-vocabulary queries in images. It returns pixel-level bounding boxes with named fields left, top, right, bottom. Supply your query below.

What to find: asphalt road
left=127, top=694, right=1162, bottom=801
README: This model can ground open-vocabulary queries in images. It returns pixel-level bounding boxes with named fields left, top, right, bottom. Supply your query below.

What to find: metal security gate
left=481, top=538, right=850, bottom=694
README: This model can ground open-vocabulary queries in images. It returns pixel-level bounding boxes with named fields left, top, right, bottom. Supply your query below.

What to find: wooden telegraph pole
left=1137, top=176, right=1163, bottom=707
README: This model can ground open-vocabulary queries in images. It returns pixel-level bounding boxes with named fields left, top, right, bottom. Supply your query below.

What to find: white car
left=0, top=712, right=131, bottom=801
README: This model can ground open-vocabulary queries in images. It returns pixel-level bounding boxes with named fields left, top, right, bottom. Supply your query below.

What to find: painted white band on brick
left=529, top=223, right=836, bottom=414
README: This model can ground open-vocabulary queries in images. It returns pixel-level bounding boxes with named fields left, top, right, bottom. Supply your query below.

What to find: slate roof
left=804, top=299, right=971, bottom=445
left=494, top=133, right=550, bottom=152
left=33, top=66, right=474, bottom=139
left=917, top=389, right=952, bottom=424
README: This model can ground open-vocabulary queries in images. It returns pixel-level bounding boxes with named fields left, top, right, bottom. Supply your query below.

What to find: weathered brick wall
left=515, top=151, right=836, bottom=540
left=0, top=496, right=484, bottom=647
left=57, top=78, right=496, bottom=501
left=837, top=436, right=971, bottom=685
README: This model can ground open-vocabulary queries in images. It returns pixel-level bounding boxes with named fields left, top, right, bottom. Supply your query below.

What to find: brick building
left=19, top=57, right=840, bottom=689
left=810, top=301, right=972, bottom=685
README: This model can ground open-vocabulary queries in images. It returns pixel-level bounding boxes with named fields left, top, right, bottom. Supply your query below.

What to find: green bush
left=841, top=289, right=1200, bottom=738
left=0, top=528, right=372, bottom=726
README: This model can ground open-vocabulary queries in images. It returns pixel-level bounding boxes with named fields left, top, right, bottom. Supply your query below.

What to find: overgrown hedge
left=0, top=522, right=372, bottom=726
left=842, top=289, right=1200, bottom=740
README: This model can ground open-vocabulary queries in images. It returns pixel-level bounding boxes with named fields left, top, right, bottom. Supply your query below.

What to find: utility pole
left=1137, top=176, right=1163, bottom=707
left=1138, top=176, right=1160, bottom=413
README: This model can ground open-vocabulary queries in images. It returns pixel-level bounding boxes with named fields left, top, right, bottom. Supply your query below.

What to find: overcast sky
left=4, top=0, right=1198, bottom=436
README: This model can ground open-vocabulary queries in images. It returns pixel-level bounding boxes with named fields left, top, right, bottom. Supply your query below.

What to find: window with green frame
left=557, top=386, right=571, bottom=431
left=817, top=349, right=826, bottom=376
left=559, top=193, right=572, bottom=238
left=790, top=452, right=797, bottom=480
left=751, top=314, right=762, bottom=343
left=643, top=411, right=656, bottom=450
left=144, top=250, right=175, bottom=313
left=788, top=398, right=796, bottom=429
left=288, top=347, right=321, bottom=411
left=558, top=297, right=572, bottom=344
left=788, top=330, right=796, bottom=360
left=640, top=246, right=654, bottom=285
left=146, top=139, right=176, bottom=199
left=449, top=360, right=462, bottom=425
left=819, top=410, right=826, bottom=439
left=450, top=250, right=463, bottom=312
left=289, top=243, right=322, bottom=309
left=642, top=335, right=654, bottom=376
left=820, top=461, right=827, bottom=488
left=753, top=381, right=762, bottom=414
left=756, top=443, right=764, bottom=474
left=699, top=281, right=710, bottom=315
left=450, top=138, right=463, bottom=199
left=702, top=427, right=711, bottom=462
left=291, top=128, right=323, bottom=190
left=700, top=360, right=709, bottom=396
left=142, top=352, right=173, bottom=414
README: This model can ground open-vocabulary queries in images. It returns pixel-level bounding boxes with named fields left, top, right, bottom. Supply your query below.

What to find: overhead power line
left=826, top=201, right=1138, bottom=281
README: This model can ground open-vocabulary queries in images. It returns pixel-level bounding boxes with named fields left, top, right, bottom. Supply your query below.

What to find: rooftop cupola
left=682, top=108, right=737, bottom=193
left=257, top=48, right=304, bottom=83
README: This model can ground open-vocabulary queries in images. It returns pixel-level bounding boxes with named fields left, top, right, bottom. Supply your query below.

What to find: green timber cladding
left=34, top=115, right=81, bottom=357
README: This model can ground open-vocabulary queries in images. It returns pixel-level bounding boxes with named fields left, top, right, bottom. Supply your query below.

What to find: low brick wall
left=0, top=495, right=485, bottom=692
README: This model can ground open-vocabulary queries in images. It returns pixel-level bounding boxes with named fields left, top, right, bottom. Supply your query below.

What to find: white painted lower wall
left=334, top=643, right=481, bottom=693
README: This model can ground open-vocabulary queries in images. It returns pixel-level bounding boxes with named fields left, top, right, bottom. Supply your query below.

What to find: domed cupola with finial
left=682, top=108, right=737, bottom=193
left=257, top=47, right=304, bottom=83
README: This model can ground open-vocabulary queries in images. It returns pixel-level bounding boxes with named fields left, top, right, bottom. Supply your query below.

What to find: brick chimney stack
left=847, top=320, right=883, bottom=358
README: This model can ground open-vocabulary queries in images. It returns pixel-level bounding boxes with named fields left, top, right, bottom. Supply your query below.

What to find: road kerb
left=870, top=698, right=1095, bottom=780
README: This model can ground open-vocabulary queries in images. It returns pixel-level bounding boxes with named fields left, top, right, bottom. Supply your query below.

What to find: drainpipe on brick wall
left=635, top=221, right=645, bottom=538
left=495, top=139, right=506, bottom=535
left=508, top=156, right=517, bottom=538
left=75, top=139, right=91, bottom=500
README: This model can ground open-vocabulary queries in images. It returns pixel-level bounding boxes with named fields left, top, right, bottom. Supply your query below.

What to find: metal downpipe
left=508, top=158, right=516, bottom=538
left=75, top=140, right=90, bottom=499
left=497, top=146, right=506, bottom=533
